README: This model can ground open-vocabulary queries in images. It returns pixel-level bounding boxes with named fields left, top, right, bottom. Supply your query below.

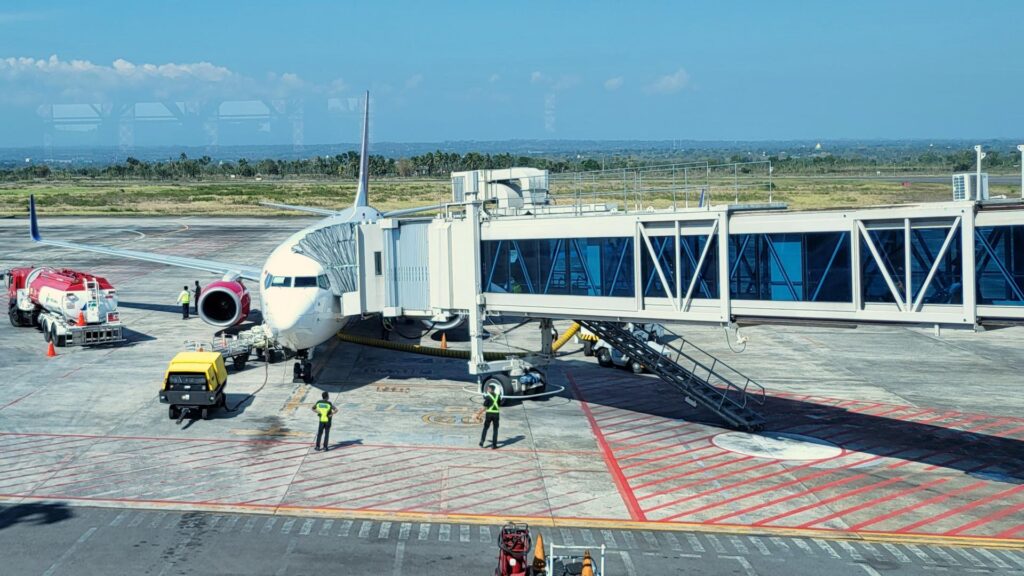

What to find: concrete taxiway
left=1, top=216, right=1023, bottom=575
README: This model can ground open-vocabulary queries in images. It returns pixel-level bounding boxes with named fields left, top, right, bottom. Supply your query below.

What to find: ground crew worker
left=193, top=281, right=202, bottom=315
left=311, top=392, right=338, bottom=452
left=176, top=285, right=191, bottom=319
left=479, top=383, right=501, bottom=449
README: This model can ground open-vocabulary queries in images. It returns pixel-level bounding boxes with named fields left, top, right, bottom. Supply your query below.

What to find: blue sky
left=0, top=0, right=1022, bottom=147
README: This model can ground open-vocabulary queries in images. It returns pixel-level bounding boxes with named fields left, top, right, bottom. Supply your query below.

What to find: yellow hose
left=551, top=322, right=581, bottom=352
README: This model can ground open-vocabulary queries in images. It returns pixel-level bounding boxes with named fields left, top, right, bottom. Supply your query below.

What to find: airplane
left=27, top=91, right=403, bottom=382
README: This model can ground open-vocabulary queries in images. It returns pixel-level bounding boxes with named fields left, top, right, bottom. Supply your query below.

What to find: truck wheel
left=233, top=356, right=247, bottom=371
left=44, top=324, right=52, bottom=343
left=597, top=347, right=613, bottom=367
left=8, top=304, right=20, bottom=327
left=51, top=326, right=62, bottom=347
left=200, top=407, right=210, bottom=420
left=582, top=340, right=594, bottom=357
left=168, top=406, right=178, bottom=420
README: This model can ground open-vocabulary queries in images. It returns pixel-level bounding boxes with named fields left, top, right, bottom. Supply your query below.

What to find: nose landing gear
left=292, top=349, right=313, bottom=383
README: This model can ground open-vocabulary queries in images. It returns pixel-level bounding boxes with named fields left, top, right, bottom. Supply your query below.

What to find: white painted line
left=621, top=530, right=639, bottom=549
left=857, top=564, right=883, bottom=576
left=768, top=536, right=790, bottom=552
left=300, top=519, right=315, bottom=536
left=274, top=538, right=299, bottom=576
left=642, top=531, right=659, bottom=549
left=583, top=529, right=600, bottom=548
left=378, top=521, right=392, bottom=539
left=748, top=536, right=772, bottom=556
left=128, top=512, right=147, bottom=528
left=857, top=542, right=885, bottom=562
left=560, top=527, right=575, bottom=546
left=319, top=519, right=334, bottom=537
left=418, top=523, right=431, bottom=541
left=723, top=555, right=758, bottom=576
left=975, top=548, right=1011, bottom=569
left=953, top=548, right=985, bottom=568
left=619, top=550, right=638, bottom=576
left=392, top=541, right=405, bottom=576
left=793, top=539, right=815, bottom=555
left=686, top=534, right=705, bottom=553
left=836, top=540, right=863, bottom=562
left=1000, top=550, right=1024, bottom=569
left=904, top=543, right=935, bottom=564
left=109, top=510, right=130, bottom=527
left=338, top=520, right=353, bottom=537
left=601, top=529, right=618, bottom=548
left=242, top=517, right=257, bottom=533
left=358, top=521, right=372, bottom=538
left=460, top=524, right=470, bottom=543
left=260, top=518, right=277, bottom=534
left=926, top=546, right=959, bottom=566
left=882, top=543, right=912, bottom=563
left=706, top=534, right=727, bottom=554
left=728, top=535, right=749, bottom=554
left=281, top=518, right=296, bottom=534
left=398, top=522, right=411, bottom=541
left=43, top=527, right=96, bottom=576
left=222, top=515, right=240, bottom=533
left=439, top=524, right=451, bottom=542
left=479, top=525, right=491, bottom=543
left=813, top=538, right=841, bottom=560
left=149, top=511, right=168, bottom=529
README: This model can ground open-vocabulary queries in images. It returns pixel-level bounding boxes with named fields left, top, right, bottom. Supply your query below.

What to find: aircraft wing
left=260, top=201, right=339, bottom=216
left=28, top=196, right=262, bottom=281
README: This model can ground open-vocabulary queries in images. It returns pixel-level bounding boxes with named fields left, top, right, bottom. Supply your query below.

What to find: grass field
left=0, top=177, right=1018, bottom=216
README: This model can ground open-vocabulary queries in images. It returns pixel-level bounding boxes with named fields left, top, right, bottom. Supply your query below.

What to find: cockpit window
left=317, top=275, right=331, bottom=290
left=293, top=276, right=318, bottom=288
left=268, top=275, right=291, bottom=288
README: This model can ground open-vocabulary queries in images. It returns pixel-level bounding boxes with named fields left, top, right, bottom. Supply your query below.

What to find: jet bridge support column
left=467, top=201, right=488, bottom=377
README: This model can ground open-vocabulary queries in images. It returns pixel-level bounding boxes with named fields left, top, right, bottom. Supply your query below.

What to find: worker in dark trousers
left=312, top=392, right=338, bottom=452
left=176, top=285, right=191, bottom=319
left=479, top=383, right=501, bottom=449
left=193, top=281, right=202, bottom=315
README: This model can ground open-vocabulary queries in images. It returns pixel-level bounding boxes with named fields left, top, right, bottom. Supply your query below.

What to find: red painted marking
left=755, top=476, right=910, bottom=526
left=0, top=390, right=38, bottom=412
left=626, top=448, right=728, bottom=481
left=845, top=402, right=888, bottom=414
left=944, top=501, right=1024, bottom=536
left=632, top=454, right=754, bottom=491
left=869, top=406, right=912, bottom=418
left=911, top=411, right=958, bottom=425
left=847, top=481, right=987, bottom=531
left=0, top=436, right=97, bottom=461
left=568, top=371, right=646, bottom=521
left=660, top=447, right=901, bottom=522
left=997, top=523, right=1024, bottom=539
left=797, top=478, right=948, bottom=529
left=611, top=430, right=719, bottom=455
left=639, top=459, right=783, bottom=509
left=894, top=484, right=1024, bottom=533
left=610, top=424, right=708, bottom=447
left=603, top=418, right=683, bottom=438
left=390, top=471, right=542, bottom=514
left=963, top=417, right=1023, bottom=435
left=620, top=443, right=717, bottom=471
left=703, top=474, right=872, bottom=525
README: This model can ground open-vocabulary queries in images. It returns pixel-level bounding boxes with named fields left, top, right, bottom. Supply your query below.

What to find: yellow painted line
left=3, top=495, right=1021, bottom=550
left=281, top=384, right=310, bottom=415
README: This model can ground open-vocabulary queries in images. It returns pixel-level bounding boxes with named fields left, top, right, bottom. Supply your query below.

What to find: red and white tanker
left=5, top=266, right=125, bottom=346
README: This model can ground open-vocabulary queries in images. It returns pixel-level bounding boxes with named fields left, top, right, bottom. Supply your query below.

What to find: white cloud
left=646, top=68, right=690, bottom=94
left=530, top=71, right=545, bottom=84
left=488, top=73, right=500, bottom=83
left=604, top=76, right=624, bottom=91
left=405, top=73, right=423, bottom=89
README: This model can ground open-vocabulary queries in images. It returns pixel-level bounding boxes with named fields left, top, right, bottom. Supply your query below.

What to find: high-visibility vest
left=178, top=290, right=190, bottom=304
left=485, top=393, right=500, bottom=414
left=315, top=401, right=332, bottom=423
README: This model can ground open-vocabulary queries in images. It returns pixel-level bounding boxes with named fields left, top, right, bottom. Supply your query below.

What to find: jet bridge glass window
left=730, top=232, right=852, bottom=302
left=640, top=235, right=719, bottom=299
left=975, top=225, right=1024, bottom=306
left=480, top=237, right=634, bottom=297
left=861, top=226, right=962, bottom=305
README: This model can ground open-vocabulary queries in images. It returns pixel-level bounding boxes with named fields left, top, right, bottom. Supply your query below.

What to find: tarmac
left=1, top=216, right=1023, bottom=574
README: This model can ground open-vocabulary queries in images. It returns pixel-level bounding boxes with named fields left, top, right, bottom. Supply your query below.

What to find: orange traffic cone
left=76, top=311, right=86, bottom=326
left=532, top=532, right=546, bottom=573
left=581, top=550, right=594, bottom=576
left=440, top=332, right=448, bottom=350
left=46, top=341, right=56, bottom=357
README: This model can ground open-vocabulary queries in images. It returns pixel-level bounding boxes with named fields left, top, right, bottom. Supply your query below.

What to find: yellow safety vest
left=178, top=290, right=191, bottom=304
left=485, top=393, right=500, bottom=414
left=315, top=401, right=332, bottom=423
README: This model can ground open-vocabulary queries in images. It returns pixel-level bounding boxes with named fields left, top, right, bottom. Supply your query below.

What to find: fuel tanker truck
left=5, top=266, right=125, bottom=346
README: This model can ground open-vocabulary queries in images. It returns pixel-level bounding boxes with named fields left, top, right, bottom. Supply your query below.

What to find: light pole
left=1017, top=144, right=1024, bottom=199
left=974, top=145, right=986, bottom=200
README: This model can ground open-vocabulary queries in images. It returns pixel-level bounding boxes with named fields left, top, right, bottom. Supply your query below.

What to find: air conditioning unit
left=952, top=173, right=989, bottom=201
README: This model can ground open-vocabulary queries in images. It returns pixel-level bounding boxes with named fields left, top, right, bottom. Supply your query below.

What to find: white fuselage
left=259, top=206, right=379, bottom=351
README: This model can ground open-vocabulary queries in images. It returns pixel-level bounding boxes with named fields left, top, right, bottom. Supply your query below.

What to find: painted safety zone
left=569, top=369, right=1024, bottom=540
left=0, top=433, right=602, bottom=519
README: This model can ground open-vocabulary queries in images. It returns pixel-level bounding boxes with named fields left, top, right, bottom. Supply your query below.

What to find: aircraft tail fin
left=354, top=91, right=370, bottom=208
left=29, top=195, right=41, bottom=242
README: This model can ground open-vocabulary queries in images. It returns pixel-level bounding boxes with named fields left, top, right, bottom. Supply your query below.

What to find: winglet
left=29, top=194, right=41, bottom=242
left=354, top=90, right=370, bottom=208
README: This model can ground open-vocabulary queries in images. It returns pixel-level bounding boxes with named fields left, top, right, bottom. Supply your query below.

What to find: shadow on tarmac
left=0, top=502, right=74, bottom=531
left=560, top=359, right=1024, bottom=484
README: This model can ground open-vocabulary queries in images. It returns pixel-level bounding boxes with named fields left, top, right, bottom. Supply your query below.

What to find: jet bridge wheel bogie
left=482, top=374, right=512, bottom=406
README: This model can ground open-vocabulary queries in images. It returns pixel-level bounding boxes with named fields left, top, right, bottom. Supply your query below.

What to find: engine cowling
left=198, top=280, right=250, bottom=327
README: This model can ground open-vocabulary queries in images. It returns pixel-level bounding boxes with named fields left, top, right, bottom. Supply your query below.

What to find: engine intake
left=198, top=280, right=250, bottom=327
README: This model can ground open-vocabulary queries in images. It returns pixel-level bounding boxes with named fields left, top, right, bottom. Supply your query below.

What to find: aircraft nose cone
left=263, top=291, right=316, bottom=334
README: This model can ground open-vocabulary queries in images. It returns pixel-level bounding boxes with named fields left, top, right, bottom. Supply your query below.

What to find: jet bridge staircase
left=576, top=320, right=767, bottom=431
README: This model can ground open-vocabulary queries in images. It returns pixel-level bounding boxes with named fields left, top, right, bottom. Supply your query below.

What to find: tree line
left=1, top=147, right=1019, bottom=182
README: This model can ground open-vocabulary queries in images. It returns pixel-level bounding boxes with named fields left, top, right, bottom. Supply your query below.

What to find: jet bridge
left=340, top=165, right=1024, bottom=429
